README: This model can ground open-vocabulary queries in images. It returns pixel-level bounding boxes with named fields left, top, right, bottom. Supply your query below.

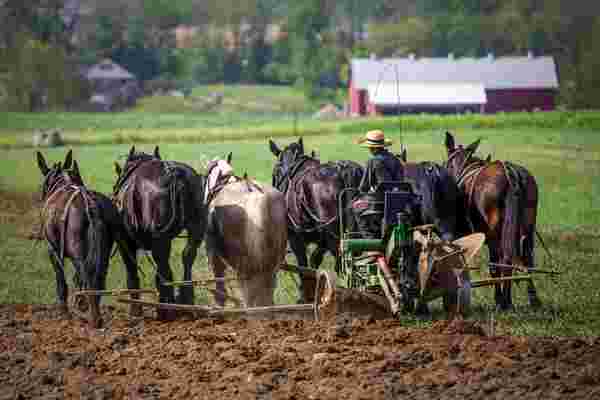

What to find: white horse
left=204, top=153, right=288, bottom=308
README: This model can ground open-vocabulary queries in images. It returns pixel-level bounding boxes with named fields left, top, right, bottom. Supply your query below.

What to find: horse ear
left=466, top=138, right=481, bottom=154
left=36, top=151, right=49, bottom=175
left=399, top=148, right=407, bottom=162
left=444, top=131, right=455, bottom=153
left=485, top=154, right=492, bottom=162
left=154, top=146, right=161, bottom=159
left=269, top=139, right=281, bottom=157
left=128, top=146, right=135, bottom=160
left=298, top=137, right=304, bottom=153
left=63, top=149, right=73, bottom=170
left=114, top=161, right=122, bottom=177
left=243, top=171, right=248, bottom=180
left=226, top=152, right=232, bottom=165
left=72, top=159, right=81, bottom=178
left=310, top=150, right=316, bottom=158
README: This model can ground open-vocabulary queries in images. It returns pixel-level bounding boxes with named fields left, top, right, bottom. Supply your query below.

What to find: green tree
left=288, top=0, right=334, bottom=100
left=367, top=18, right=432, bottom=57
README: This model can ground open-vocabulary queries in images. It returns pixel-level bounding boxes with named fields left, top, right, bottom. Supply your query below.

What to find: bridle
left=445, top=146, right=479, bottom=185
left=272, top=148, right=311, bottom=193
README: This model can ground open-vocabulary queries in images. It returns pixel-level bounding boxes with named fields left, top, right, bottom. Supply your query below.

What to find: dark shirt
left=358, top=149, right=404, bottom=193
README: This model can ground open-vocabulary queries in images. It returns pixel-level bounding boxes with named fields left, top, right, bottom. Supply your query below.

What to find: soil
left=2, top=304, right=599, bottom=400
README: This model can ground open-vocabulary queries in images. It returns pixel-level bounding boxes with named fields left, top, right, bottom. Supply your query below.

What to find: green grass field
left=1, top=110, right=599, bottom=336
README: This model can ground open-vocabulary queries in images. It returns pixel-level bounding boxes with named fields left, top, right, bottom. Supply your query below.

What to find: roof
left=351, top=56, right=559, bottom=90
left=85, top=59, right=135, bottom=80
left=368, top=82, right=487, bottom=106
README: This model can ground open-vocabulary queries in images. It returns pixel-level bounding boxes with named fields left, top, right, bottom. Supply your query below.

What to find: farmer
left=352, top=129, right=405, bottom=239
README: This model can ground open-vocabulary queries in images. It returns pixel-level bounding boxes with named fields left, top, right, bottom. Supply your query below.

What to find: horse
left=308, top=158, right=365, bottom=269
left=398, top=150, right=469, bottom=242
left=444, top=131, right=541, bottom=310
left=36, top=150, right=128, bottom=328
left=269, top=137, right=346, bottom=303
left=204, top=153, right=288, bottom=308
left=112, top=146, right=208, bottom=320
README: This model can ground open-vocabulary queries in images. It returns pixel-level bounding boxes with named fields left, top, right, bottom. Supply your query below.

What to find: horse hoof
left=157, top=309, right=177, bottom=321
left=529, top=298, right=542, bottom=309
left=176, top=289, right=194, bottom=305
left=89, top=317, right=103, bottom=329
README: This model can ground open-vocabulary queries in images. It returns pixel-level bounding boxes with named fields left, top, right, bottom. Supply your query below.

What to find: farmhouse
left=81, top=59, right=142, bottom=111
left=348, top=53, right=559, bottom=116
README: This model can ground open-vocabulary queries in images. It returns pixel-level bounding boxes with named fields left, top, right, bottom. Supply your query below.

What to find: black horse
left=36, top=150, right=132, bottom=328
left=269, top=138, right=346, bottom=302
left=112, top=146, right=208, bottom=320
left=400, top=151, right=469, bottom=242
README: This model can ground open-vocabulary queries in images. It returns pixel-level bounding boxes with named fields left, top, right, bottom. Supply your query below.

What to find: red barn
left=348, top=53, right=559, bottom=116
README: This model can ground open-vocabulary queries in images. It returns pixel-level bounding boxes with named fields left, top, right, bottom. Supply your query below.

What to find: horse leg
left=209, top=254, right=227, bottom=307
left=309, top=245, right=326, bottom=270
left=151, top=241, right=176, bottom=321
left=49, top=249, right=69, bottom=316
left=178, top=237, right=201, bottom=305
left=289, top=232, right=311, bottom=304
left=117, top=238, right=142, bottom=317
left=488, top=241, right=505, bottom=311
left=524, top=231, right=542, bottom=308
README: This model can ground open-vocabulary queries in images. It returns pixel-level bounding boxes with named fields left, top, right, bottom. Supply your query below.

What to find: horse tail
left=83, top=196, right=111, bottom=326
left=83, top=197, right=109, bottom=287
left=501, top=182, right=524, bottom=270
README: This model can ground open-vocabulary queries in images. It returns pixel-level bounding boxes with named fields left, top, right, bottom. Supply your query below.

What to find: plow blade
left=117, top=298, right=316, bottom=320
left=313, top=270, right=395, bottom=320
left=281, top=265, right=395, bottom=320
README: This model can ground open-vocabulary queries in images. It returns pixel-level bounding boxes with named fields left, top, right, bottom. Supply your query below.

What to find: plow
left=70, top=182, right=559, bottom=326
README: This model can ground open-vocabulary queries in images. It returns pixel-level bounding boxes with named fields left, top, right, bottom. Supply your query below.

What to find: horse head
left=205, top=153, right=235, bottom=202
left=123, top=145, right=160, bottom=169
left=37, top=150, right=83, bottom=200
left=444, top=131, right=481, bottom=178
left=269, top=137, right=305, bottom=190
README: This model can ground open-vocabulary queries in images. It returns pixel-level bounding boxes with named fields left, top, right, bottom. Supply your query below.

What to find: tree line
left=1, top=0, right=599, bottom=110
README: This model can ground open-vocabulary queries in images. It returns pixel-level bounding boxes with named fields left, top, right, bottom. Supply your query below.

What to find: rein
left=40, top=171, right=97, bottom=269
left=113, top=156, right=186, bottom=236
left=206, top=173, right=264, bottom=205
left=275, top=155, right=339, bottom=235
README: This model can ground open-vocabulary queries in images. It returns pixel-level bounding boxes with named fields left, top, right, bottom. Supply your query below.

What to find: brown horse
left=36, top=150, right=129, bottom=327
left=444, top=132, right=541, bottom=310
left=113, top=146, right=208, bottom=319
left=269, top=137, right=345, bottom=303
left=205, top=153, right=288, bottom=308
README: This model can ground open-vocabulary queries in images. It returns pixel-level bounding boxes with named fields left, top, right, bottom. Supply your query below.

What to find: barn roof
left=85, top=59, right=135, bottom=80
left=368, top=82, right=487, bottom=106
left=351, top=56, right=559, bottom=91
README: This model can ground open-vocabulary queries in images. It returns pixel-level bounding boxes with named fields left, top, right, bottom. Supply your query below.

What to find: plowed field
left=2, top=304, right=599, bottom=400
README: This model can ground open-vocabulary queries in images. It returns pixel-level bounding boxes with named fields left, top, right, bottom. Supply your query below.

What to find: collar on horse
left=448, top=149, right=527, bottom=232
left=206, top=173, right=264, bottom=205
left=273, top=154, right=313, bottom=195
left=277, top=156, right=339, bottom=235
left=41, top=171, right=96, bottom=266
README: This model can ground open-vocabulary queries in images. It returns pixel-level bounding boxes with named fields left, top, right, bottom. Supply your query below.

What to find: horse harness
left=206, top=169, right=264, bottom=205
left=275, top=155, right=339, bottom=235
left=112, top=157, right=185, bottom=236
left=41, top=171, right=98, bottom=268
left=449, top=150, right=528, bottom=232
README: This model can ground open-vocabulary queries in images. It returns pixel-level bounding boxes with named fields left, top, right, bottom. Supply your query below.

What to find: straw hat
left=357, top=130, right=393, bottom=148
